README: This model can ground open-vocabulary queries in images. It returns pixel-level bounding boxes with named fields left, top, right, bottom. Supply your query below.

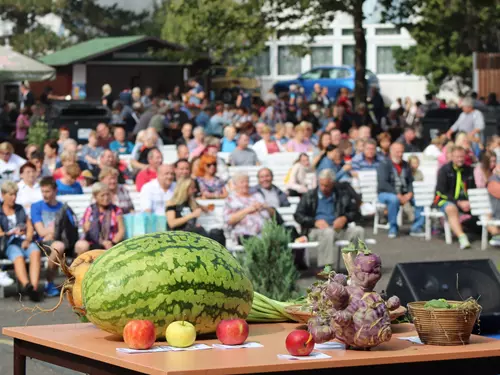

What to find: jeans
left=378, top=192, right=424, bottom=233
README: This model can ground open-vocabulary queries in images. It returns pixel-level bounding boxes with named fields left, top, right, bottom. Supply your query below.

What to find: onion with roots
left=20, top=246, right=105, bottom=320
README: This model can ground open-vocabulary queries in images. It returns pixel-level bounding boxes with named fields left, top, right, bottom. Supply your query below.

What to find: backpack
left=53, top=203, right=79, bottom=257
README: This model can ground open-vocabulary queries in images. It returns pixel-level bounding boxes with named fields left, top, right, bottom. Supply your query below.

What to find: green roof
left=40, top=36, right=146, bottom=66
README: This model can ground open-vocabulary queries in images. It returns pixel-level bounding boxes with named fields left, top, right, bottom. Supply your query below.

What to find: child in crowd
left=56, top=164, right=83, bottom=195
left=408, top=155, right=424, bottom=181
left=340, top=139, right=353, bottom=163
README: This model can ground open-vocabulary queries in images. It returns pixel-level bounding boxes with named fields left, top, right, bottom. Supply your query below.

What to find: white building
left=255, top=13, right=428, bottom=102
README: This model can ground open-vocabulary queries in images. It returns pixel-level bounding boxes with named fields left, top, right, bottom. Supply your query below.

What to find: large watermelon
left=81, top=231, right=253, bottom=338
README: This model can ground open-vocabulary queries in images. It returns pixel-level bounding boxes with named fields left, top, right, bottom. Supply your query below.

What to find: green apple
left=165, top=321, right=196, bottom=348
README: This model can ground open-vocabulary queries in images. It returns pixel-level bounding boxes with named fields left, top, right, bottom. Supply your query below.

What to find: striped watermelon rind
left=82, top=231, right=253, bottom=338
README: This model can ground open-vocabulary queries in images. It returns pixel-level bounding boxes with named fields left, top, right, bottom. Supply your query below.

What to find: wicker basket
left=408, top=301, right=481, bottom=346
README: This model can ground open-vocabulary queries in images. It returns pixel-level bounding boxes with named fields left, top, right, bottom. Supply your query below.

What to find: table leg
left=13, top=339, right=26, bottom=375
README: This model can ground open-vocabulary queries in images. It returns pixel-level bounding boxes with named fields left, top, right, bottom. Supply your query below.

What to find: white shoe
left=0, top=271, right=14, bottom=287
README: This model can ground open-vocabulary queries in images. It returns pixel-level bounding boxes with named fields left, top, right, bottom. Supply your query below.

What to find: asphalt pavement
left=1, top=227, right=499, bottom=375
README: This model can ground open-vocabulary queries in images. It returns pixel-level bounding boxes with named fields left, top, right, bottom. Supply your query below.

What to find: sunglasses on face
left=207, top=163, right=217, bottom=167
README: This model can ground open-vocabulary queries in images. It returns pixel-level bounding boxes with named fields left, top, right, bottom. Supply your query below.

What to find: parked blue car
left=273, top=65, right=379, bottom=100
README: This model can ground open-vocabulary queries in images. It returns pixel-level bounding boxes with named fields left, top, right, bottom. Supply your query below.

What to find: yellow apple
left=165, top=321, right=196, bottom=348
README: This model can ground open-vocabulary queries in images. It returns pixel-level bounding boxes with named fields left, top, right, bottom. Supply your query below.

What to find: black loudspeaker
left=386, top=259, right=500, bottom=333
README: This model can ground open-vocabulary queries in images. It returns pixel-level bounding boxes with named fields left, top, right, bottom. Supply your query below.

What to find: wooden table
left=3, top=323, right=500, bottom=375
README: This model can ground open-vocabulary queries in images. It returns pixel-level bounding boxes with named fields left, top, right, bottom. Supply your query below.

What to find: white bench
left=469, top=188, right=500, bottom=250
left=413, top=181, right=451, bottom=244
left=357, top=170, right=402, bottom=234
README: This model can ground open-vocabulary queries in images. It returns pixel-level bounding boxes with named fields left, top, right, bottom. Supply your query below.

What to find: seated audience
left=397, top=127, right=420, bottom=152
left=135, top=148, right=163, bottom=192
left=96, top=123, right=113, bottom=148
left=434, top=145, right=476, bottom=249
left=286, top=153, right=314, bottom=197
left=109, top=126, right=134, bottom=155
left=230, top=133, right=259, bottom=166
left=487, top=163, right=500, bottom=246
left=424, top=134, right=448, bottom=159
left=377, top=142, right=424, bottom=238
left=286, top=123, right=313, bottom=153
left=91, top=149, right=125, bottom=184
left=131, top=129, right=160, bottom=171
left=174, top=158, right=192, bottom=181
left=43, top=139, right=59, bottom=175
left=188, top=127, right=205, bottom=157
left=316, top=145, right=351, bottom=182
left=140, top=164, right=176, bottom=215
left=176, top=122, right=193, bottom=146
left=474, top=150, right=496, bottom=188
left=252, top=125, right=283, bottom=160
left=377, top=132, right=391, bottom=158
left=80, top=130, right=104, bottom=168
left=294, top=169, right=364, bottom=270
left=196, top=154, right=227, bottom=199
left=312, top=132, right=332, bottom=168
left=351, top=139, right=382, bottom=176
left=0, top=181, right=41, bottom=301
left=53, top=151, right=78, bottom=180
left=29, top=150, right=51, bottom=178
left=16, top=162, right=43, bottom=214
left=176, top=143, right=190, bottom=160
left=75, top=183, right=125, bottom=253
left=0, top=142, right=26, bottom=181
left=99, top=167, right=134, bottom=214
left=221, top=126, right=237, bottom=153
left=57, top=127, right=70, bottom=153
left=56, top=164, right=83, bottom=195
left=253, top=167, right=290, bottom=208
left=31, top=177, right=74, bottom=297
left=330, top=128, right=342, bottom=148
left=224, top=173, right=273, bottom=244
left=166, top=178, right=224, bottom=245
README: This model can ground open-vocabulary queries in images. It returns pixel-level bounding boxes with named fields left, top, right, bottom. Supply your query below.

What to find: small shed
left=33, top=35, right=200, bottom=100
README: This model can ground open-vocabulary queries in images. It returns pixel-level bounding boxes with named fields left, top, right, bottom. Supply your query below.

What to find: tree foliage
left=237, top=219, right=299, bottom=301
left=161, top=0, right=270, bottom=73
left=381, top=0, right=500, bottom=94
left=55, top=0, right=160, bottom=42
left=0, top=0, right=65, bottom=56
left=266, top=0, right=368, bottom=104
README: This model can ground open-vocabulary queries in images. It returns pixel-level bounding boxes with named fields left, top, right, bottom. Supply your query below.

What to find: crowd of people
left=0, top=79, right=499, bottom=303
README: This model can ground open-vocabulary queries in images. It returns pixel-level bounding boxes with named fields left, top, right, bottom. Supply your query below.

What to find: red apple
left=216, top=318, right=249, bottom=345
left=285, top=330, right=315, bottom=356
left=123, top=320, right=156, bottom=350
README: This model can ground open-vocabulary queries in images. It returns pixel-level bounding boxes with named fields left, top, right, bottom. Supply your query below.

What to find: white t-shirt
left=140, top=179, right=175, bottom=215
left=16, top=180, right=43, bottom=216
left=0, top=154, right=26, bottom=182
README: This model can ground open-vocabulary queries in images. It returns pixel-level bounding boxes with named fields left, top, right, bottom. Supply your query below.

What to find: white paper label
left=277, top=352, right=332, bottom=360
left=212, top=342, right=263, bottom=349
left=397, top=336, right=423, bottom=344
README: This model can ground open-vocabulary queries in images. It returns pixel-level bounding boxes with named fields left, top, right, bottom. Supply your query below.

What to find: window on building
left=376, top=46, right=399, bottom=74
left=375, top=27, right=400, bottom=36
left=311, top=47, right=333, bottom=67
left=342, top=45, right=355, bottom=66
left=278, top=46, right=301, bottom=75
left=341, top=28, right=366, bottom=36
left=249, top=47, right=270, bottom=76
